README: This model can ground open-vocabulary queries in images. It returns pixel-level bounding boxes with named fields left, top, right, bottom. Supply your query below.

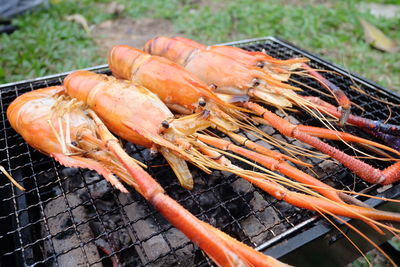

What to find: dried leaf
left=359, top=18, right=397, bottom=53
left=65, top=14, right=91, bottom=34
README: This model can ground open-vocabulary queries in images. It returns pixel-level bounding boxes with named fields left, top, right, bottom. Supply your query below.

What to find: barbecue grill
left=1, top=37, right=399, bottom=266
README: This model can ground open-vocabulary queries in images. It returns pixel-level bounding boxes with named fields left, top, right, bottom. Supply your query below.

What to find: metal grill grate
left=1, top=37, right=399, bottom=266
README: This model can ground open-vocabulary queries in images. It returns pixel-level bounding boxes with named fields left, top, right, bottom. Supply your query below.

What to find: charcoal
left=241, top=215, right=265, bottom=239
left=142, top=234, right=170, bottom=262
left=251, top=231, right=271, bottom=247
left=196, top=190, right=219, bottom=210
left=218, top=183, right=238, bottom=202
left=93, top=198, right=115, bottom=212
left=272, top=133, right=287, bottom=143
left=269, top=222, right=290, bottom=237
left=258, top=206, right=280, bottom=227
left=84, top=170, right=102, bottom=184
left=61, top=167, right=79, bottom=177
left=231, top=178, right=253, bottom=194
left=88, top=179, right=113, bottom=199
left=244, top=131, right=260, bottom=142
left=41, top=194, right=101, bottom=266
left=291, top=139, right=312, bottom=150
left=311, top=159, right=341, bottom=178
left=260, top=124, right=275, bottom=136
left=255, top=138, right=275, bottom=150
left=168, top=184, right=191, bottom=200
left=274, top=200, right=300, bottom=218
left=287, top=115, right=300, bottom=125
left=205, top=171, right=222, bottom=187
left=180, top=197, right=202, bottom=215
left=164, top=227, right=189, bottom=248
left=140, top=147, right=158, bottom=163
left=125, top=142, right=145, bottom=162
left=119, top=193, right=150, bottom=222
left=135, top=218, right=162, bottom=240
left=225, top=197, right=251, bottom=219
left=250, top=191, right=269, bottom=211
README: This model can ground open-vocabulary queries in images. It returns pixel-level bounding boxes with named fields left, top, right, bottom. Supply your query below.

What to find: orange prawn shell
left=145, top=37, right=195, bottom=66
left=109, top=45, right=222, bottom=111
left=171, top=36, right=268, bottom=65
left=171, top=36, right=296, bottom=66
left=7, top=86, right=91, bottom=155
left=64, top=70, right=173, bottom=148
left=144, top=37, right=255, bottom=94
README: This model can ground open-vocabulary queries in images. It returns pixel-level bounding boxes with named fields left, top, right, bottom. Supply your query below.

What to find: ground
left=93, top=17, right=176, bottom=51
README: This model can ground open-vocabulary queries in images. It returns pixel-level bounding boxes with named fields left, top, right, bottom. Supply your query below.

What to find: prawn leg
left=303, top=96, right=400, bottom=150
left=220, top=129, right=312, bottom=167
left=51, top=153, right=129, bottom=193
left=244, top=101, right=400, bottom=185
left=239, top=169, right=400, bottom=222
left=196, top=133, right=344, bottom=203
left=198, top=142, right=400, bottom=222
left=301, top=63, right=351, bottom=124
left=304, top=95, right=400, bottom=135
left=253, top=118, right=400, bottom=156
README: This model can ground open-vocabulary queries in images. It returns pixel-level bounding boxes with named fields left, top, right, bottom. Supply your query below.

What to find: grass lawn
left=0, top=0, right=399, bottom=92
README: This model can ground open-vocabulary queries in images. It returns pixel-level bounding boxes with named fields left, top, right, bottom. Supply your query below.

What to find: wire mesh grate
left=1, top=37, right=399, bottom=266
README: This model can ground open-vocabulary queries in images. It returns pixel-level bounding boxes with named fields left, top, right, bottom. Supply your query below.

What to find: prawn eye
left=161, top=120, right=170, bottom=129
left=256, top=61, right=265, bottom=68
left=198, top=97, right=206, bottom=107
left=71, top=141, right=78, bottom=146
left=209, top=84, right=218, bottom=90
left=252, top=78, right=260, bottom=87
left=201, top=109, right=210, bottom=118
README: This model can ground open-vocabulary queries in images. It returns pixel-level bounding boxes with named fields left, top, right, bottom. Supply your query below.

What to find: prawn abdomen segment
left=184, top=50, right=253, bottom=93
left=133, top=56, right=205, bottom=109
left=144, top=36, right=196, bottom=66
left=109, top=45, right=218, bottom=111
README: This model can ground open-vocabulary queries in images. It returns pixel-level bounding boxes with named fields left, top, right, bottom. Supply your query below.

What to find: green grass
left=0, top=0, right=399, bottom=92
left=0, top=0, right=112, bottom=83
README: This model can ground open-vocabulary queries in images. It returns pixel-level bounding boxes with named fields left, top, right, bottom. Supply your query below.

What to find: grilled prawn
left=145, top=36, right=400, bottom=150
left=142, top=37, right=400, bottom=184
left=7, top=86, right=289, bottom=267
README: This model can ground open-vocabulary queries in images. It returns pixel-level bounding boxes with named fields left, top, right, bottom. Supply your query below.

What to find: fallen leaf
left=359, top=18, right=397, bottom=53
left=65, top=14, right=91, bottom=34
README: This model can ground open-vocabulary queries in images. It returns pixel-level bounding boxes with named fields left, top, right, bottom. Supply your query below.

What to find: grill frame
left=1, top=36, right=399, bottom=266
